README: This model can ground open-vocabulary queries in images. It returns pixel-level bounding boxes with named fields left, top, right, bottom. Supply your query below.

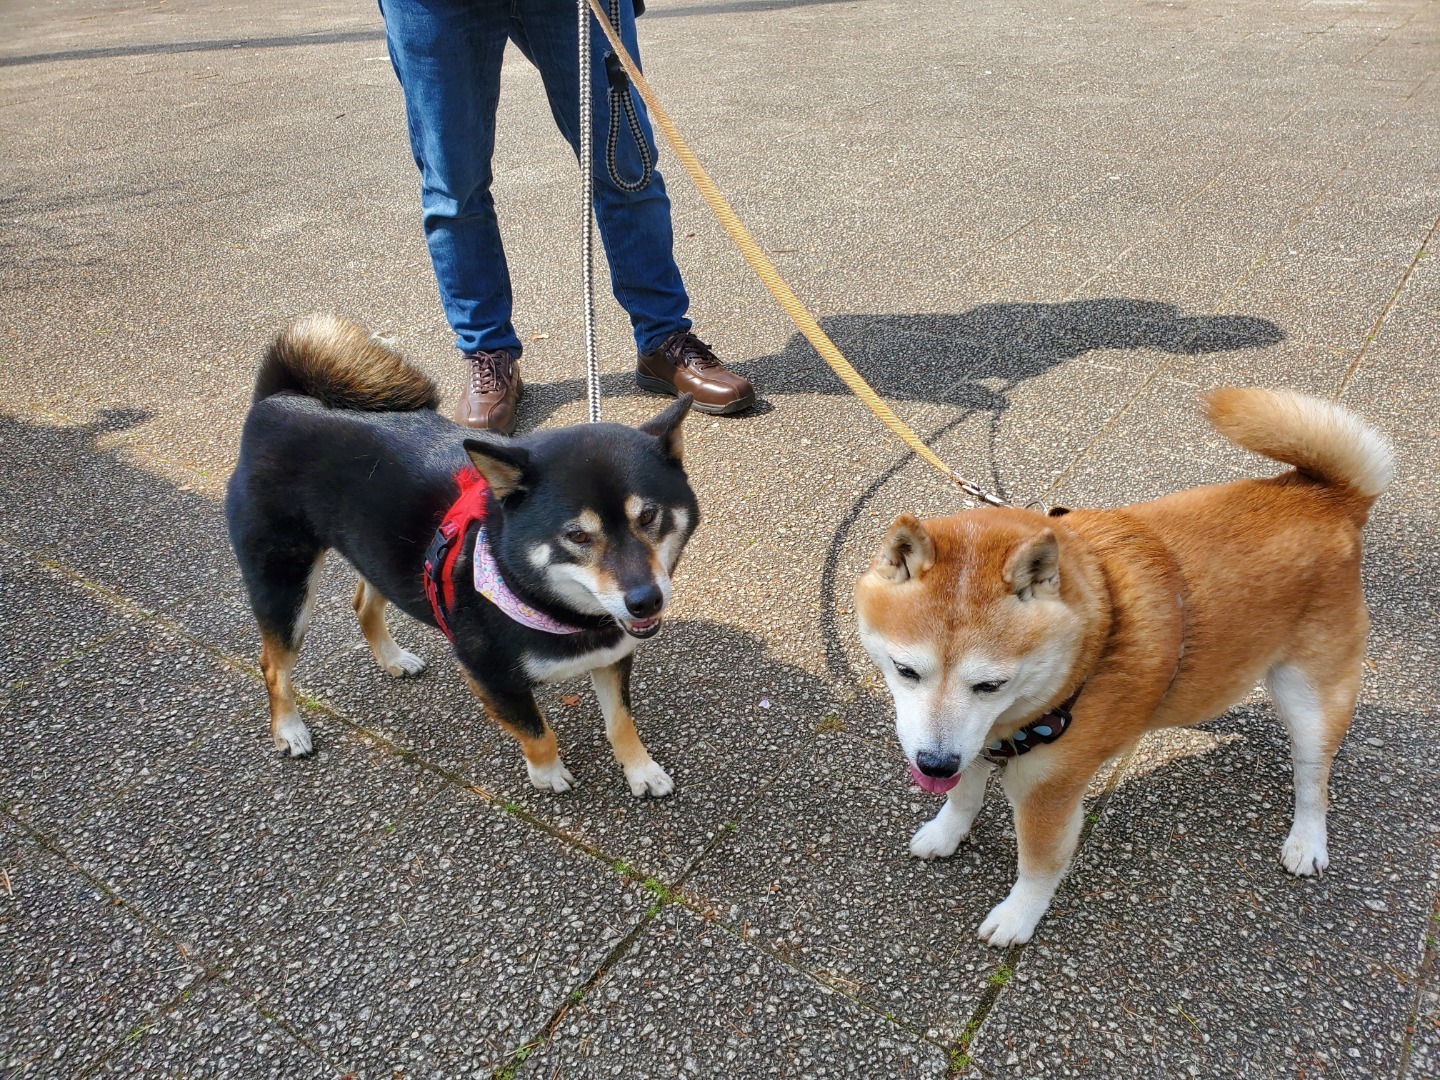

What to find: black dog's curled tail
left=253, top=314, right=439, bottom=411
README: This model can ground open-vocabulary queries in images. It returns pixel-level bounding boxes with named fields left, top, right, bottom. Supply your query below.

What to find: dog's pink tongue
left=909, top=764, right=962, bottom=794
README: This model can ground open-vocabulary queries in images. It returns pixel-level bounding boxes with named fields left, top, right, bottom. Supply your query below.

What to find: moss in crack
left=492, top=1040, right=541, bottom=1080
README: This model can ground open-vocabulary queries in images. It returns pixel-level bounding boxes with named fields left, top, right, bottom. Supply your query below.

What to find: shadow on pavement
left=0, top=30, right=387, bottom=68
left=646, top=0, right=861, bottom=18
left=511, top=297, right=1285, bottom=680
left=2, top=404, right=1434, bottom=1078
left=521, top=298, right=1285, bottom=430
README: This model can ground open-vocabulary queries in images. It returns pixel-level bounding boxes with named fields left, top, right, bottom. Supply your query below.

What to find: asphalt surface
left=2, top=0, right=1438, bottom=1076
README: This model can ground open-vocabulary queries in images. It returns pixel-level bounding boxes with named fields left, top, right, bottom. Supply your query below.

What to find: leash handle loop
left=602, top=0, right=654, bottom=193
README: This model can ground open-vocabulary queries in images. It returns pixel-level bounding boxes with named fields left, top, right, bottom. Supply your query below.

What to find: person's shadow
left=519, top=297, right=1285, bottom=678
left=520, top=297, right=1284, bottom=431
left=730, top=299, right=1284, bottom=401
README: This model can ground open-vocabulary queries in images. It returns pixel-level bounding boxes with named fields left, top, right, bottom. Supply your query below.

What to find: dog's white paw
left=977, top=893, right=1045, bottom=948
left=624, top=759, right=675, bottom=799
left=382, top=649, right=427, bottom=678
left=527, top=758, right=576, bottom=793
left=273, top=714, right=313, bottom=758
left=1280, top=826, right=1329, bottom=877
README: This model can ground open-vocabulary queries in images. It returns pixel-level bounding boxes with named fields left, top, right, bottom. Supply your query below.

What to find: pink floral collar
left=472, top=526, right=585, bottom=634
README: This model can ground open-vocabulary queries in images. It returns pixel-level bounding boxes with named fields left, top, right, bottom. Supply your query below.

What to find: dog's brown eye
left=972, top=680, right=1008, bottom=694
left=637, top=506, right=657, bottom=527
left=566, top=528, right=592, bottom=546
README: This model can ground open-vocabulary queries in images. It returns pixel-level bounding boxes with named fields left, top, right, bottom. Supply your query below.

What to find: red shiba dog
left=855, top=387, right=1393, bottom=946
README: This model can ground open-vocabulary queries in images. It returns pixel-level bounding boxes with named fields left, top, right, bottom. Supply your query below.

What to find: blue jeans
left=379, top=0, right=691, bottom=357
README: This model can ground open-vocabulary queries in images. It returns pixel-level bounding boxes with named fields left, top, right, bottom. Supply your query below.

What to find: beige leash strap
left=584, top=0, right=1007, bottom=507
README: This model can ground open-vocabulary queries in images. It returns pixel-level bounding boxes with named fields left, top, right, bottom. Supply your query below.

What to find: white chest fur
left=522, top=632, right=641, bottom=684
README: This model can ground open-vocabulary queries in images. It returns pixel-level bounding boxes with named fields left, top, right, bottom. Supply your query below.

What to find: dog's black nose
left=624, top=584, right=664, bottom=618
left=915, top=751, right=962, bottom=779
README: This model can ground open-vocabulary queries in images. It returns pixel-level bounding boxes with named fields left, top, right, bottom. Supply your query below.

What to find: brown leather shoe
left=637, top=331, right=754, bottom=415
left=454, top=350, right=522, bottom=434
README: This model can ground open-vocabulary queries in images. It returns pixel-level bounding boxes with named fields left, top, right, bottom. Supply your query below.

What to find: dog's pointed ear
left=1005, top=528, right=1060, bottom=600
left=639, top=393, right=692, bottom=462
left=872, top=514, right=934, bottom=582
left=464, top=438, right=530, bottom=499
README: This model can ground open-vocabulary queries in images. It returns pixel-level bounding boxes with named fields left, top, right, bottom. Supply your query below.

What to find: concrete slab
left=529, top=904, right=953, bottom=1078
left=2, top=0, right=1437, bottom=1073
left=60, top=702, right=451, bottom=961
left=92, top=979, right=338, bottom=1079
left=1404, top=986, right=1440, bottom=1080
left=1, top=626, right=260, bottom=835
left=683, top=728, right=1018, bottom=1042
left=223, top=782, right=648, bottom=1076
left=0, top=408, right=235, bottom=614
left=967, top=710, right=1436, bottom=1077
left=0, top=538, right=136, bottom=695
left=0, top=814, right=203, bottom=1077
left=294, top=615, right=821, bottom=887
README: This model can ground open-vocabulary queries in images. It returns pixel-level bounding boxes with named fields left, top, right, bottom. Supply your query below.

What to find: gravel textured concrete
left=2, top=0, right=1438, bottom=1076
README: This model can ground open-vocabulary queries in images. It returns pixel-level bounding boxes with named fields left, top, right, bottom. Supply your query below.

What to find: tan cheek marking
left=589, top=565, right=621, bottom=596
left=586, top=530, right=610, bottom=566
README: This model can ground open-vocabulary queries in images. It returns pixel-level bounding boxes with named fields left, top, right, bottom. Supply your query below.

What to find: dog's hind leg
left=591, top=655, right=673, bottom=798
left=253, top=552, right=327, bottom=758
left=353, top=577, right=426, bottom=677
left=1267, top=653, right=1361, bottom=877
left=464, top=674, right=575, bottom=792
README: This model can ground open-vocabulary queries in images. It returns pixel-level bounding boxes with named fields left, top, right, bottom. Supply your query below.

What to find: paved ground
left=2, top=0, right=1438, bottom=1075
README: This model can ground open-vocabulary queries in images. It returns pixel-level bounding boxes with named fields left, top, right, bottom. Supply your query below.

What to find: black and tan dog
left=226, top=315, right=698, bottom=796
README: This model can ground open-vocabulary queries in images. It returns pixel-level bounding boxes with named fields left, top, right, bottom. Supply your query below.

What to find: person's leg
left=508, top=0, right=689, bottom=352
left=379, top=0, right=520, bottom=357
left=511, top=0, right=753, bottom=412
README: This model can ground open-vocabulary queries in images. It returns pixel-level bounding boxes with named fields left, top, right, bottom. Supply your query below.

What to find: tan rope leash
left=583, top=0, right=1007, bottom=507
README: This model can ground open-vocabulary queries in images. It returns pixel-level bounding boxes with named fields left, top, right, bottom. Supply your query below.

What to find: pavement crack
left=1338, top=209, right=1440, bottom=396
left=486, top=888, right=664, bottom=1079
left=1394, top=883, right=1440, bottom=1079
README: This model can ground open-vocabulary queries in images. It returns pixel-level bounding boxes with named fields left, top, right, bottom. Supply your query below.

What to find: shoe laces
left=466, top=351, right=512, bottom=393
left=663, top=332, right=720, bottom=371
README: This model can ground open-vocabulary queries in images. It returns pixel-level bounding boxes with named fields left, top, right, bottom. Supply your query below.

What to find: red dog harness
left=422, top=467, right=489, bottom=641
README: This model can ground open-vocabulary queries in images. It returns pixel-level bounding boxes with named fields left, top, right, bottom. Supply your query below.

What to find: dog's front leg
left=464, top=674, right=575, bottom=793
left=979, top=759, right=1090, bottom=947
left=591, top=655, right=673, bottom=798
left=910, top=761, right=992, bottom=859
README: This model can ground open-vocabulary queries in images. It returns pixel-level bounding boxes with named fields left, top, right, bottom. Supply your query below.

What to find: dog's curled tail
left=1204, top=386, right=1394, bottom=501
left=252, top=314, right=439, bottom=412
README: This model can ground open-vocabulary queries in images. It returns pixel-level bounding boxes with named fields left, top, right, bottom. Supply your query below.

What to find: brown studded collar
left=981, top=685, right=1083, bottom=767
